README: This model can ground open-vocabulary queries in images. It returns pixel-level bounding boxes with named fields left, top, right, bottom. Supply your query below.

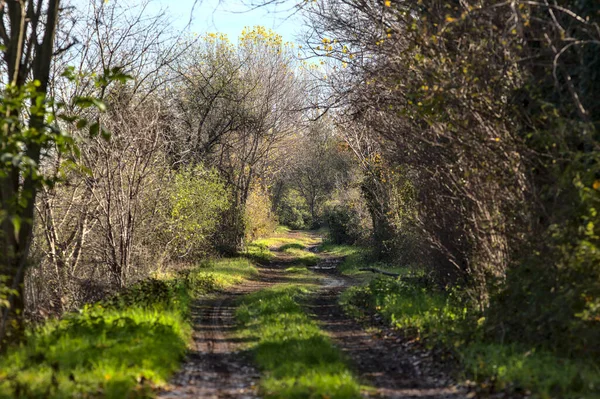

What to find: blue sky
left=149, top=0, right=305, bottom=43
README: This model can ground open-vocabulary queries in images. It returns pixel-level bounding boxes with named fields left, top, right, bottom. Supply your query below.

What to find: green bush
left=245, top=187, right=278, bottom=242
left=324, top=203, right=364, bottom=245
left=166, top=165, right=230, bottom=258
left=276, top=189, right=312, bottom=230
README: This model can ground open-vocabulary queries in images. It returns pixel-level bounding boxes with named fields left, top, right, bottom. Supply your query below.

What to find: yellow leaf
left=385, top=0, right=391, bottom=6
left=593, top=180, right=600, bottom=190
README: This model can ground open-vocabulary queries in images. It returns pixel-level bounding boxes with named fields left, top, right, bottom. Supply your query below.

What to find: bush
left=324, top=203, right=364, bottom=245
left=245, top=187, right=277, bottom=242
left=276, top=189, right=312, bottom=230
left=166, top=165, right=230, bottom=258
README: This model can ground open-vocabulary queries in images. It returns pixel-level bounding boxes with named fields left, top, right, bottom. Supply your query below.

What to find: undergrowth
left=0, top=258, right=257, bottom=399
left=341, top=277, right=600, bottom=398
left=236, top=285, right=362, bottom=398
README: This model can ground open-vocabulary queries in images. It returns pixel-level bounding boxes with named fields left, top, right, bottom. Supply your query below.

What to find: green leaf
left=58, top=114, right=78, bottom=123
left=11, top=216, right=21, bottom=240
left=74, top=97, right=107, bottom=112
left=76, top=119, right=88, bottom=129
left=89, top=122, right=100, bottom=137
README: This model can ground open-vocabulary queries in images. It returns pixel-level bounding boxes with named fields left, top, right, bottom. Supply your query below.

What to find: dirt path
left=158, top=268, right=286, bottom=399
left=160, top=232, right=467, bottom=398
left=306, top=271, right=466, bottom=399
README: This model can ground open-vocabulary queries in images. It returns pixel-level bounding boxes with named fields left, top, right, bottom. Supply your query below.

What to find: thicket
left=301, top=0, right=600, bottom=365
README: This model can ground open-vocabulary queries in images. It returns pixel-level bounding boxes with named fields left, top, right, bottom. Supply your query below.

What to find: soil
left=158, top=235, right=468, bottom=398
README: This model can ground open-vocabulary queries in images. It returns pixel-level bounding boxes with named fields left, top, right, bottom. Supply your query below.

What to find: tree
left=0, top=0, right=66, bottom=348
left=169, top=27, right=306, bottom=251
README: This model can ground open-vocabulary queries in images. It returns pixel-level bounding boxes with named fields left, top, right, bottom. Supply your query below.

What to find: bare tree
left=170, top=28, right=306, bottom=251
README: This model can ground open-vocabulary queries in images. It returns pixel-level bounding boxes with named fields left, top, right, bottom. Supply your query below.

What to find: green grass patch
left=245, top=242, right=275, bottom=263
left=253, top=232, right=321, bottom=250
left=341, top=277, right=600, bottom=398
left=284, top=266, right=311, bottom=274
left=185, top=258, right=258, bottom=293
left=461, top=343, right=600, bottom=398
left=319, top=242, right=406, bottom=281
left=236, top=285, right=362, bottom=398
left=281, top=248, right=319, bottom=266
left=0, top=279, right=190, bottom=399
left=279, top=243, right=306, bottom=251
left=0, top=258, right=258, bottom=399
left=274, top=225, right=291, bottom=234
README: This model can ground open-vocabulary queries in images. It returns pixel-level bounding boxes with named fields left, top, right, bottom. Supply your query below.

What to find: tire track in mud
left=158, top=273, right=281, bottom=399
left=307, top=255, right=467, bottom=399
left=160, top=235, right=467, bottom=399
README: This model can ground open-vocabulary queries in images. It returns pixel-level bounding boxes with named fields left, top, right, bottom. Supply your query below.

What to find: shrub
left=324, top=203, right=364, bottom=245
left=166, top=165, right=230, bottom=258
left=245, top=187, right=277, bottom=242
left=276, top=189, right=312, bottom=230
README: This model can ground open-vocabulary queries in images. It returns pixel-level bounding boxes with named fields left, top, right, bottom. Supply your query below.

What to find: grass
left=185, top=258, right=258, bottom=293
left=341, top=276, right=600, bottom=398
left=279, top=243, right=306, bottom=251
left=245, top=242, right=275, bottom=264
left=0, top=258, right=257, bottom=399
left=274, top=225, right=291, bottom=234
left=284, top=266, right=311, bottom=274
left=461, top=344, right=600, bottom=398
left=236, top=285, right=362, bottom=399
left=253, top=231, right=321, bottom=250
left=281, top=248, right=319, bottom=266
left=319, top=242, right=407, bottom=282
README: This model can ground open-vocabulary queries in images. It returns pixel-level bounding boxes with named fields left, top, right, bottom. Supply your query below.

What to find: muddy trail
left=159, top=232, right=466, bottom=399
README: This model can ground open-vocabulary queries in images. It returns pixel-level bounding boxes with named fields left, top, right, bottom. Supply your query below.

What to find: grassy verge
left=253, top=231, right=321, bottom=250
left=319, top=242, right=407, bottom=282
left=281, top=247, right=319, bottom=266
left=236, top=285, right=362, bottom=399
left=341, top=277, right=600, bottom=398
left=0, top=258, right=257, bottom=399
left=245, top=242, right=276, bottom=263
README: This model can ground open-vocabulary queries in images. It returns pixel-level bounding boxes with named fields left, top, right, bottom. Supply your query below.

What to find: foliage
left=236, top=285, right=362, bottom=398
left=167, top=165, right=230, bottom=258
left=304, top=0, right=600, bottom=370
left=169, top=26, right=304, bottom=252
left=323, top=203, right=364, bottom=245
left=1, top=70, right=125, bottom=344
left=276, top=189, right=312, bottom=230
left=244, top=187, right=277, bottom=243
